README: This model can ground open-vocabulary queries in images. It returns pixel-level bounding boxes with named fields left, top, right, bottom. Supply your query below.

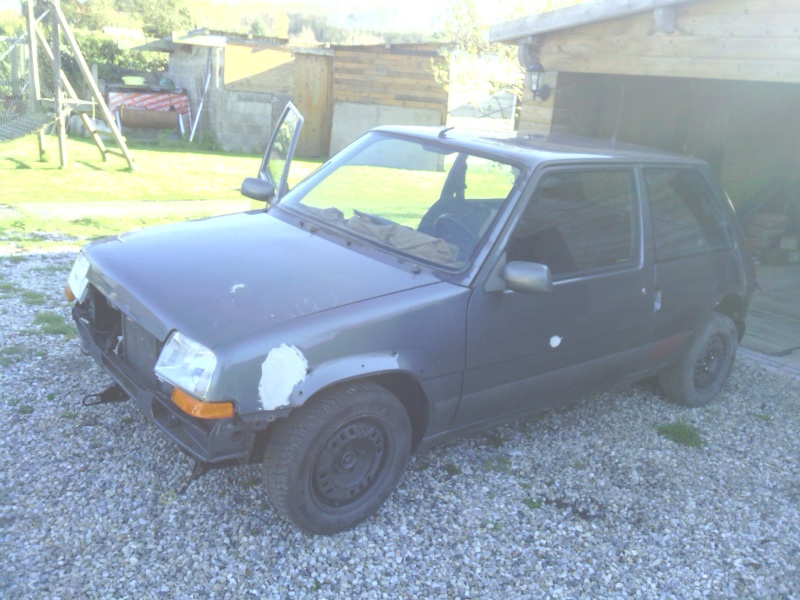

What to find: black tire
left=263, top=381, right=411, bottom=535
left=659, top=313, right=738, bottom=407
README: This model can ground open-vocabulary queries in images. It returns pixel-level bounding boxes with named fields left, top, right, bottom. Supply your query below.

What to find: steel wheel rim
left=312, top=418, right=387, bottom=509
left=694, top=334, right=727, bottom=393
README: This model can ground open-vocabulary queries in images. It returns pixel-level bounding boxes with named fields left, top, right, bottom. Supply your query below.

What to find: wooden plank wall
left=536, top=0, right=800, bottom=83
left=332, top=44, right=449, bottom=124
left=518, top=0, right=800, bottom=138
left=293, top=51, right=334, bottom=157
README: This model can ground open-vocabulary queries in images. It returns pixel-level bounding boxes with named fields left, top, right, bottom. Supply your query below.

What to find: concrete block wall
left=167, top=45, right=283, bottom=152
left=329, top=102, right=444, bottom=157
left=207, top=89, right=276, bottom=153
left=166, top=46, right=218, bottom=122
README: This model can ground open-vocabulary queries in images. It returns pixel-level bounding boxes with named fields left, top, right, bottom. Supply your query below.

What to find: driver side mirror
left=240, top=177, right=276, bottom=203
left=502, top=261, right=553, bottom=294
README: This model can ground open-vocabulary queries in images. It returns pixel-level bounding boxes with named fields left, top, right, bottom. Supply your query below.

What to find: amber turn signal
left=64, top=284, right=75, bottom=302
left=171, top=387, right=234, bottom=419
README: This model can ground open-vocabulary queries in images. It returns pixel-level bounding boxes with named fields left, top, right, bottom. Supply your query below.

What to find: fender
left=289, top=348, right=463, bottom=440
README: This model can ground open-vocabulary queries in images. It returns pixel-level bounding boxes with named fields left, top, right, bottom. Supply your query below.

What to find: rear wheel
left=659, top=313, right=738, bottom=407
left=263, top=381, right=411, bottom=534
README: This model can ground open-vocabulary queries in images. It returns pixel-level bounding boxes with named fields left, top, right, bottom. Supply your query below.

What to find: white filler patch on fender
left=258, top=344, right=308, bottom=410
left=549, top=335, right=563, bottom=348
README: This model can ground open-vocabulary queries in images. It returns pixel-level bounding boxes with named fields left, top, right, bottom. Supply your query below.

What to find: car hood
left=84, top=210, right=441, bottom=347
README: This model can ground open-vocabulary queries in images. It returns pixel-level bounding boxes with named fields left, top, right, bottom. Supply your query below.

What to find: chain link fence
left=1, top=32, right=56, bottom=142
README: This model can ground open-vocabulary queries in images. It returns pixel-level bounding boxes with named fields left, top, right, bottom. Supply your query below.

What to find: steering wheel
left=433, top=214, right=478, bottom=258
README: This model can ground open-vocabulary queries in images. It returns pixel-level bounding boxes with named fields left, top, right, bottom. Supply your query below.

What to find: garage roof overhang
left=489, top=0, right=693, bottom=44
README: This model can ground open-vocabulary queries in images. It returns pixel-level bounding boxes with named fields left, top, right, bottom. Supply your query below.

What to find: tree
left=246, top=7, right=290, bottom=39
left=60, top=0, right=138, bottom=31
left=434, top=0, right=524, bottom=116
left=437, top=0, right=583, bottom=119
left=133, top=0, right=193, bottom=39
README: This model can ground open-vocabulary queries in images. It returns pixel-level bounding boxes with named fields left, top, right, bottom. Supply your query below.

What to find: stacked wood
left=333, top=45, right=448, bottom=123
left=747, top=212, right=788, bottom=254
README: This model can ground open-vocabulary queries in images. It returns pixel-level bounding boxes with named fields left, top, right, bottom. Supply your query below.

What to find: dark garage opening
left=551, top=73, right=800, bottom=362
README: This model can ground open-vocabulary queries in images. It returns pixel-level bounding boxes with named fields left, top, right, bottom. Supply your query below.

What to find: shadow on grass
left=4, top=158, right=32, bottom=170
left=76, top=160, right=104, bottom=171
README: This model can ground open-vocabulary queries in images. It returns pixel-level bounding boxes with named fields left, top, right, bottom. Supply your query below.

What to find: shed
left=327, top=43, right=449, bottom=156
left=139, top=33, right=448, bottom=157
left=490, top=0, right=800, bottom=364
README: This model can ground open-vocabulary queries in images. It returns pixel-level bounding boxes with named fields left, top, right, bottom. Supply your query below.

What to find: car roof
left=372, top=125, right=707, bottom=169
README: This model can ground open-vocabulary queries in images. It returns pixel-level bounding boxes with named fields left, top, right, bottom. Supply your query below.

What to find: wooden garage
left=490, top=0, right=800, bottom=366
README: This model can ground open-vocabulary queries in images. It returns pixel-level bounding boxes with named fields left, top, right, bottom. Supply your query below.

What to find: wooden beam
left=539, top=53, right=800, bottom=83
left=333, top=75, right=446, bottom=94
left=35, top=22, right=111, bottom=162
left=489, top=0, right=695, bottom=43
left=49, top=0, right=135, bottom=170
left=51, top=3, right=67, bottom=167
left=26, top=0, right=45, bottom=159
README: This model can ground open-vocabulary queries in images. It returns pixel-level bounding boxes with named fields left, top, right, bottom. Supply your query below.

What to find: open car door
left=241, top=102, right=304, bottom=204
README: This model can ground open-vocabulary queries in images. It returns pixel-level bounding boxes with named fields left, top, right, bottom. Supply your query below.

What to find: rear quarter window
left=644, top=168, right=732, bottom=261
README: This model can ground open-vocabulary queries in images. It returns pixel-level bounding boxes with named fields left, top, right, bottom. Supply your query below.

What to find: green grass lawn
left=1, top=133, right=515, bottom=254
left=0, top=135, right=320, bottom=253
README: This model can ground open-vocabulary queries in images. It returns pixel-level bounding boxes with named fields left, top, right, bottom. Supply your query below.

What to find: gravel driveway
left=2, top=252, right=799, bottom=599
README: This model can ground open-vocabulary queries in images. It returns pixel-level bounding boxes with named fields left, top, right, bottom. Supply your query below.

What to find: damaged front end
left=69, top=273, right=270, bottom=467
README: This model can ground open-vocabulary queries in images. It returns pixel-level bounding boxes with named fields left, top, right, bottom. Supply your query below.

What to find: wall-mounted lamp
left=528, top=59, right=551, bottom=101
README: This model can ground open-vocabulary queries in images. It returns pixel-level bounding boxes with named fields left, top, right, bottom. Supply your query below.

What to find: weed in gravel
left=753, top=413, right=772, bottom=423
left=33, top=311, right=75, bottom=337
left=0, top=281, right=17, bottom=297
left=1, top=345, right=25, bottom=366
left=71, top=217, right=102, bottom=228
left=522, top=497, right=543, bottom=510
left=4, top=255, right=28, bottom=264
left=483, top=455, right=512, bottom=474
left=483, top=431, right=506, bottom=448
left=519, top=410, right=550, bottom=434
left=33, top=264, right=71, bottom=274
left=443, top=462, right=462, bottom=476
left=657, top=420, right=704, bottom=447
left=21, top=289, right=48, bottom=305
left=18, top=405, right=34, bottom=414
left=61, top=411, right=79, bottom=419
left=7, top=398, right=21, bottom=407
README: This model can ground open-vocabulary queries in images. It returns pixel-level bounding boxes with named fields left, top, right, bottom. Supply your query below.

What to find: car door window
left=507, top=169, right=637, bottom=277
left=645, top=168, right=732, bottom=261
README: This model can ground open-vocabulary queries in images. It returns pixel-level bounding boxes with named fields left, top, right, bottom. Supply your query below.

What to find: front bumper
left=73, top=293, right=267, bottom=464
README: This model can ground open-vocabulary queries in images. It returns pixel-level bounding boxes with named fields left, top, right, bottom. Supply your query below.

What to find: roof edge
left=489, top=0, right=692, bottom=43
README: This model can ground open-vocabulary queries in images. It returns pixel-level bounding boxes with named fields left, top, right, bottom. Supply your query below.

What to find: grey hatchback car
left=68, top=104, right=755, bottom=534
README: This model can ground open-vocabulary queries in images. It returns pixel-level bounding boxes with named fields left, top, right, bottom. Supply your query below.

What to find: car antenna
left=438, top=126, right=455, bottom=139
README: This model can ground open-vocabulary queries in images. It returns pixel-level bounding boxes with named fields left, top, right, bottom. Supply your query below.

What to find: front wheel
left=263, top=381, right=411, bottom=534
left=659, top=313, right=738, bottom=407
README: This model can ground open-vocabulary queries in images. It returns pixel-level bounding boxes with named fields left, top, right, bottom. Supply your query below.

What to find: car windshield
left=280, top=131, right=522, bottom=269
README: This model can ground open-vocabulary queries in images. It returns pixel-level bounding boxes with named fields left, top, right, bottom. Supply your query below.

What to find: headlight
left=155, top=332, right=217, bottom=400
left=67, top=252, right=91, bottom=303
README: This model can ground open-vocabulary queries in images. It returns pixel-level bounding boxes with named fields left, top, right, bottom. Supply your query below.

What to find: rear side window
left=645, top=168, right=731, bottom=261
left=508, top=169, right=637, bottom=277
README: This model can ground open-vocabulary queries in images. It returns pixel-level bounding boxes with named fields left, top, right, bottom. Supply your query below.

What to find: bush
left=59, top=30, right=168, bottom=88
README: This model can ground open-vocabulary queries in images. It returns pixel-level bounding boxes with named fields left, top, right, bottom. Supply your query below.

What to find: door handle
left=654, top=288, right=662, bottom=312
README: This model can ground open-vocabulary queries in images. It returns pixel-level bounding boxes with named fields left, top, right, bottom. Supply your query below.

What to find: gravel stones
left=2, top=252, right=799, bottom=598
